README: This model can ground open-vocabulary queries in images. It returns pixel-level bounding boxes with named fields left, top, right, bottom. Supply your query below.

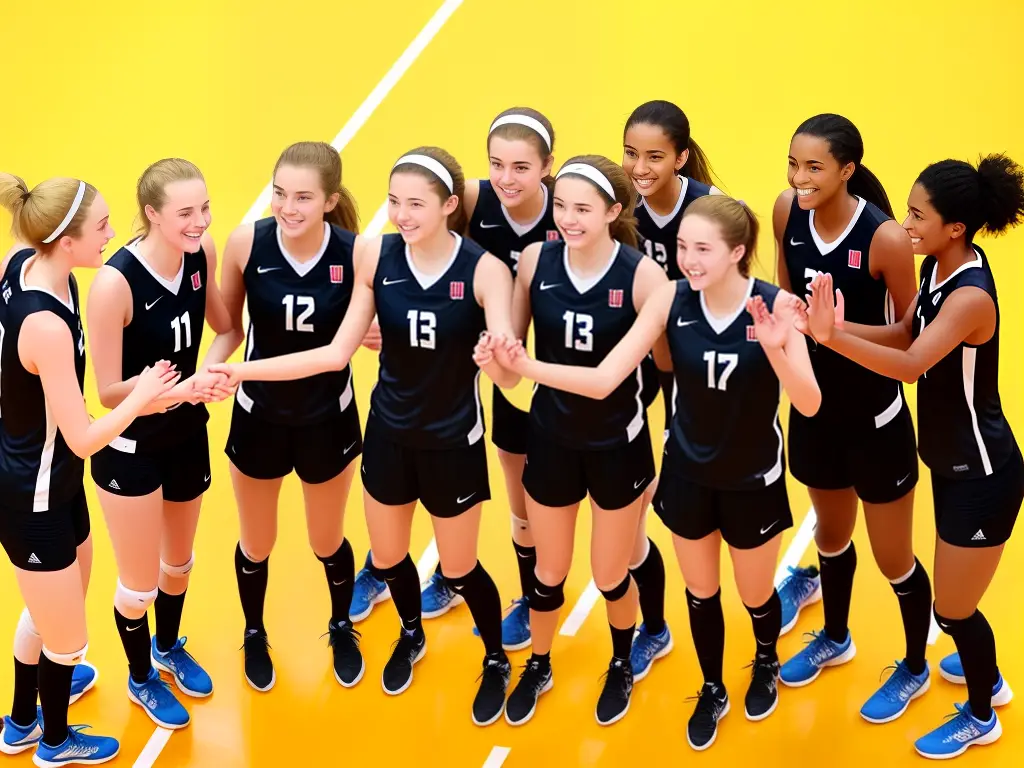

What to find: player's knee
left=114, top=580, right=157, bottom=619
left=160, top=551, right=195, bottom=579
left=597, top=573, right=632, bottom=603
left=531, top=575, right=566, bottom=612
left=42, top=643, right=88, bottom=666
left=14, top=608, right=42, bottom=663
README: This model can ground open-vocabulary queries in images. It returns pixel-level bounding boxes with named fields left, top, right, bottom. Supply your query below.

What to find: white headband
left=42, top=181, right=87, bottom=244
left=393, top=154, right=454, bottom=194
left=556, top=163, right=615, bottom=200
left=488, top=115, right=552, bottom=151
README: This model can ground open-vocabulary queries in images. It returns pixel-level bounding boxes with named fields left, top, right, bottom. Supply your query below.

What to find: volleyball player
left=803, top=154, right=1024, bottom=758
left=86, top=159, right=233, bottom=729
left=774, top=114, right=933, bottom=724
left=620, top=99, right=721, bottom=679
left=201, top=142, right=366, bottom=693
left=0, top=173, right=179, bottom=764
left=211, top=147, right=516, bottom=726
left=492, top=194, right=819, bottom=745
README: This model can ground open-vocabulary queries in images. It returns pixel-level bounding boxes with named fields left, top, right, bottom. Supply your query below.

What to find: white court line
left=417, top=537, right=440, bottom=585
left=559, top=580, right=602, bottom=637
left=482, top=746, right=511, bottom=768
left=364, top=199, right=390, bottom=237
left=132, top=728, right=172, bottom=768
left=928, top=615, right=941, bottom=645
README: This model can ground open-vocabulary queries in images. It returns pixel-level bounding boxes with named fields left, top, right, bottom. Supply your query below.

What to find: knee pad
left=42, top=644, right=88, bottom=666
left=160, top=552, right=195, bottom=579
left=13, top=608, right=42, bottom=663
left=598, top=573, right=633, bottom=603
left=531, top=575, right=566, bottom=612
left=114, top=580, right=158, bottom=619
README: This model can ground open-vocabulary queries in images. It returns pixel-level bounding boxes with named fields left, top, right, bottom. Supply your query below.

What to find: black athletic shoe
left=382, top=628, right=426, bottom=695
left=473, top=652, right=511, bottom=726
left=242, top=629, right=275, bottom=692
left=744, top=658, right=780, bottom=721
left=504, top=657, right=553, bottom=726
left=686, top=682, right=730, bottom=751
left=327, top=620, right=364, bottom=688
left=596, top=658, right=633, bottom=726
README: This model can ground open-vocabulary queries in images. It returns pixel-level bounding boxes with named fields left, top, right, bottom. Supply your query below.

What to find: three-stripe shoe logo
left=109, top=479, right=121, bottom=490
left=972, top=530, right=986, bottom=542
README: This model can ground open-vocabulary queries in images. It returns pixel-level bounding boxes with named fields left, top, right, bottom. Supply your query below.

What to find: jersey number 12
left=282, top=295, right=315, bottom=333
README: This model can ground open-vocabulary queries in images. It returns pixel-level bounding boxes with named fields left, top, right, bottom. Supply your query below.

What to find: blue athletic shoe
left=31, top=725, right=119, bottom=767
left=780, top=630, right=856, bottom=687
left=474, top=597, right=532, bottom=651
left=860, top=660, right=930, bottom=723
left=152, top=636, right=213, bottom=698
left=350, top=553, right=391, bottom=623
left=421, top=570, right=463, bottom=619
left=938, top=653, right=1013, bottom=704
left=68, top=661, right=98, bottom=705
left=630, top=623, right=673, bottom=682
left=0, top=708, right=42, bottom=755
left=777, top=565, right=821, bottom=636
left=127, top=667, right=190, bottom=729
left=914, top=701, right=1001, bottom=759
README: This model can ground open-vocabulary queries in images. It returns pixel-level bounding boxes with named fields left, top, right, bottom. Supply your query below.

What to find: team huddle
left=0, top=101, right=1022, bottom=766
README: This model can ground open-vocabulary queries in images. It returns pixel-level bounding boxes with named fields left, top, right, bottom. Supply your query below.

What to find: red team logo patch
left=450, top=281, right=465, bottom=300
left=848, top=249, right=862, bottom=269
left=191, top=271, right=202, bottom=290
left=546, top=230, right=560, bottom=241
left=747, top=324, right=758, bottom=342
left=329, top=265, right=344, bottom=283
left=608, top=289, right=624, bottom=308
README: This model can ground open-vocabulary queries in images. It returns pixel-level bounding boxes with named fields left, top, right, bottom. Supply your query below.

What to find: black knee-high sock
left=512, top=540, right=537, bottom=601
left=630, top=538, right=666, bottom=636
left=686, top=588, right=725, bottom=686
left=372, top=555, right=423, bottom=636
left=891, top=558, right=931, bottom=675
left=234, top=543, right=268, bottom=634
left=445, top=562, right=504, bottom=656
left=819, top=541, right=857, bottom=643
left=38, top=654, right=73, bottom=748
left=610, top=623, right=635, bottom=661
left=318, top=538, right=355, bottom=625
left=936, top=608, right=998, bottom=722
left=11, top=658, right=39, bottom=727
left=155, top=589, right=187, bottom=653
left=745, top=590, right=782, bottom=663
left=114, top=607, right=152, bottom=684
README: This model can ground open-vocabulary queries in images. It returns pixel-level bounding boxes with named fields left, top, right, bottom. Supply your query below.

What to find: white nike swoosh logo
left=382, top=277, right=407, bottom=286
left=479, top=223, right=503, bottom=229
left=145, top=298, right=162, bottom=310
left=677, top=319, right=697, bottom=327
left=634, top=478, right=647, bottom=489
left=456, top=493, right=476, bottom=504
left=242, top=567, right=259, bottom=575
left=203, top=475, right=211, bottom=483
left=896, top=590, right=911, bottom=596
left=343, top=441, right=357, bottom=454
left=789, top=238, right=805, bottom=247
left=897, top=472, right=912, bottom=486
left=760, top=521, right=778, bottom=535
left=753, top=610, right=770, bottom=619
left=256, top=266, right=280, bottom=274
left=539, top=282, right=559, bottom=291
left=126, top=625, right=142, bottom=632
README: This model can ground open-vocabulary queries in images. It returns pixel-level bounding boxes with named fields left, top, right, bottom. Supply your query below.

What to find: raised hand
left=806, top=272, right=837, bottom=342
left=473, top=331, right=496, bottom=367
left=746, top=295, right=789, bottom=350
left=134, top=361, right=180, bottom=402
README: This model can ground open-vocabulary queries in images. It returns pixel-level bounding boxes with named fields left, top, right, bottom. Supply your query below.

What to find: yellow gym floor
left=2, top=1, right=1023, bottom=765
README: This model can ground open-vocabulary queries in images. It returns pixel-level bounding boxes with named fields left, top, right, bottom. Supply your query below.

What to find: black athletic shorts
left=933, top=443, right=1023, bottom=548
left=492, top=385, right=529, bottom=455
left=0, top=487, right=90, bottom=573
left=788, top=392, right=918, bottom=505
left=360, top=420, right=490, bottom=518
left=226, top=399, right=362, bottom=485
left=92, top=425, right=211, bottom=503
left=654, top=469, right=793, bottom=550
left=522, top=422, right=655, bottom=511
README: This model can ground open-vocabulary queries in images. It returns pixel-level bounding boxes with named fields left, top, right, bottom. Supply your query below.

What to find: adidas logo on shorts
left=972, top=529, right=987, bottom=542
left=109, top=479, right=120, bottom=490
left=27, top=553, right=41, bottom=565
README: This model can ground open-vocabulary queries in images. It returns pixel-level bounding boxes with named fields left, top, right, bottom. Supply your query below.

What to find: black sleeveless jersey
left=636, top=176, right=712, bottom=280
left=529, top=240, right=647, bottom=449
left=467, top=181, right=559, bottom=276
left=238, top=218, right=357, bottom=426
left=0, top=249, right=86, bottom=512
left=105, top=242, right=208, bottom=450
left=369, top=233, right=488, bottom=448
left=782, top=195, right=903, bottom=419
left=914, top=248, right=1015, bottom=479
left=665, top=279, right=785, bottom=490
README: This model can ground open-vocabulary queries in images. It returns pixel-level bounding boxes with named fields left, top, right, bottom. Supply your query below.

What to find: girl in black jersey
left=212, top=147, right=517, bottom=727
left=479, top=155, right=667, bottom=728
left=203, top=142, right=367, bottom=693
left=0, top=174, right=177, bottom=764
left=86, top=159, right=233, bottom=730
left=491, top=195, right=820, bottom=747
left=804, top=155, right=1024, bottom=759
left=774, top=115, right=934, bottom=723
left=620, top=100, right=720, bottom=682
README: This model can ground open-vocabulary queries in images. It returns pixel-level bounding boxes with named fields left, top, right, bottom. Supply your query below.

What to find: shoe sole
left=780, top=637, right=857, bottom=688
left=68, top=661, right=99, bottom=705
left=860, top=674, right=930, bottom=724
left=152, top=654, right=214, bottom=698
left=914, top=714, right=1001, bottom=760
left=632, top=631, right=674, bottom=683
left=596, top=696, right=631, bottom=727
left=936, top=670, right=1013, bottom=707
left=382, top=640, right=427, bottom=696
left=687, top=697, right=730, bottom=751
left=32, top=745, right=120, bottom=767
left=502, top=636, right=532, bottom=652
left=779, top=584, right=821, bottom=637
left=335, top=656, right=366, bottom=688
left=244, top=666, right=276, bottom=693
left=0, top=734, right=40, bottom=755
left=504, top=675, right=554, bottom=726
left=351, top=585, right=392, bottom=624
left=472, top=686, right=509, bottom=728
left=422, top=593, right=464, bottom=620
left=127, top=687, right=190, bottom=730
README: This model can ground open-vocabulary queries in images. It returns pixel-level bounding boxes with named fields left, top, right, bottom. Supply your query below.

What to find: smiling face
left=787, top=133, right=853, bottom=211
left=903, top=182, right=964, bottom=256
left=146, top=178, right=211, bottom=254
left=676, top=212, right=745, bottom=290
left=622, top=122, right=687, bottom=199
left=271, top=164, right=338, bottom=240
left=488, top=135, right=551, bottom=209
left=552, top=176, right=621, bottom=250
left=388, top=170, right=457, bottom=245
left=64, top=193, right=115, bottom=268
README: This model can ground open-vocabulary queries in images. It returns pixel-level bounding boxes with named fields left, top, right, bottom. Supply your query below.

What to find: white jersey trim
left=501, top=184, right=549, bottom=237
left=277, top=222, right=330, bottom=278
left=962, top=347, right=994, bottom=476
left=563, top=242, right=621, bottom=294
left=33, top=399, right=56, bottom=512
left=406, top=233, right=462, bottom=291
left=125, top=241, right=184, bottom=296
left=640, top=176, right=688, bottom=230
left=699, top=276, right=755, bottom=335
left=808, top=196, right=866, bottom=256
left=467, top=369, right=484, bottom=445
